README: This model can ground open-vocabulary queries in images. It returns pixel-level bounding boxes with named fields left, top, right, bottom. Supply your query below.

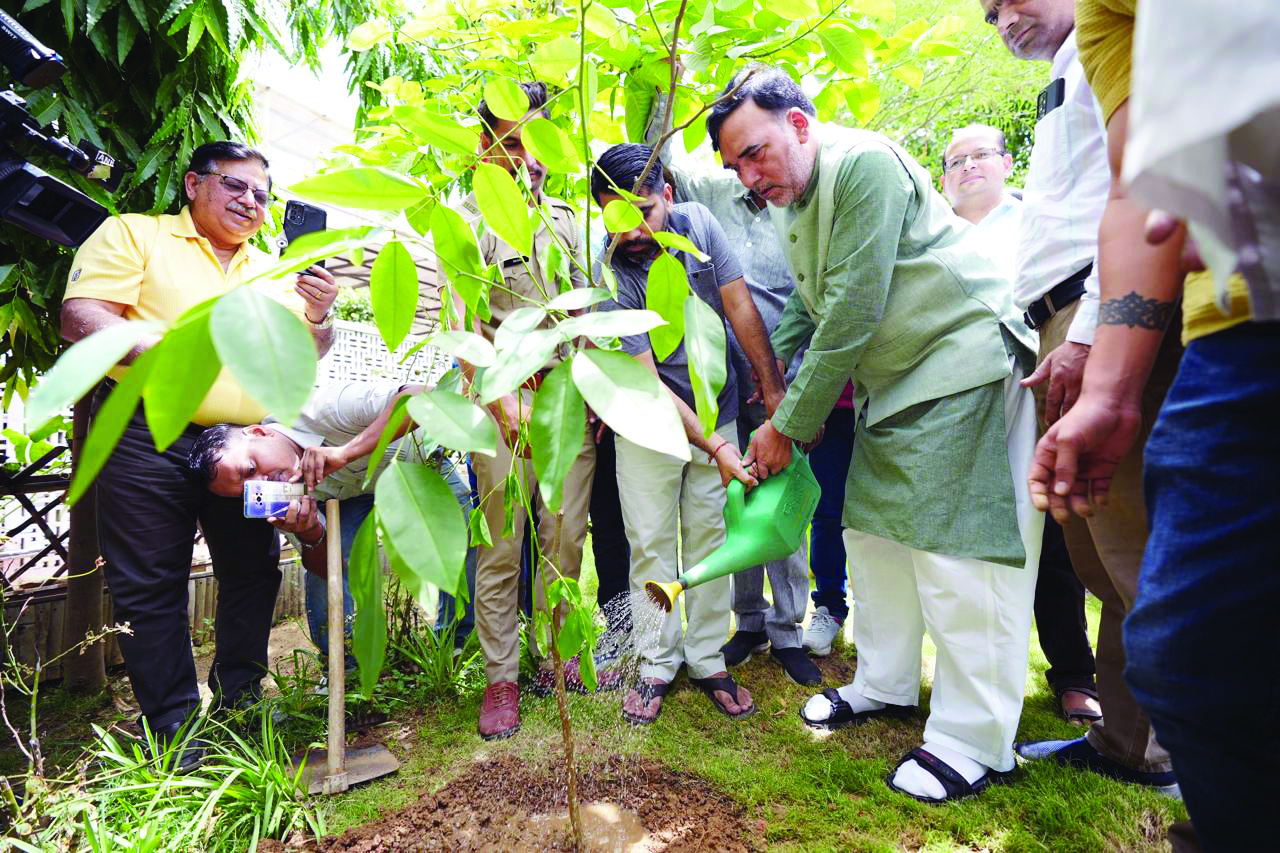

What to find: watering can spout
left=645, top=579, right=685, bottom=612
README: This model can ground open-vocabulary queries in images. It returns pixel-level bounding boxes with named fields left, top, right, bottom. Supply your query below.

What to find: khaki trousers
left=472, top=394, right=595, bottom=684
left=617, top=428, right=737, bottom=682
left=1036, top=299, right=1181, bottom=773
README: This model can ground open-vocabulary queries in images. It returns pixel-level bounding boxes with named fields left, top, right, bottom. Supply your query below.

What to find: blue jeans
left=808, top=406, right=856, bottom=621
left=1125, top=324, right=1280, bottom=851
left=305, top=458, right=478, bottom=656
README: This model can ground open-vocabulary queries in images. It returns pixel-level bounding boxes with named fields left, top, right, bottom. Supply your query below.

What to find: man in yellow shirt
left=60, top=141, right=337, bottom=770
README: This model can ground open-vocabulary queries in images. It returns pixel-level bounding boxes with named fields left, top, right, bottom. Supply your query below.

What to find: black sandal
left=621, top=680, right=672, bottom=726
left=689, top=674, right=756, bottom=719
left=886, top=747, right=1014, bottom=804
left=1055, top=685, right=1103, bottom=725
left=798, top=688, right=915, bottom=730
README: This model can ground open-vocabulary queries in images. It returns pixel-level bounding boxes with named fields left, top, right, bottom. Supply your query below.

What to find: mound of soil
left=264, top=754, right=757, bottom=852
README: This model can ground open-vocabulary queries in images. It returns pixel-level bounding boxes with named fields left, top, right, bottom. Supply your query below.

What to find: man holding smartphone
left=60, top=141, right=337, bottom=771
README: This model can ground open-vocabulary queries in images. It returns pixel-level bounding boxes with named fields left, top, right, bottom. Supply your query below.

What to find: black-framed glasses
left=197, top=170, right=275, bottom=207
left=984, top=0, right=1003, bottom=26
left=943, top=147, right=1005, bottom=173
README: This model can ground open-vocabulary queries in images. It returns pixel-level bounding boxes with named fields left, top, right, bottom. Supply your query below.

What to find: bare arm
left=632, top=349, right=756, bottom=488
left=719, top=277, right=785, bottom=415
left=61, top=297, right=160, bottom=363
left=297, top=383, right=426, bottom=489
left=1030, top=100, right=1185, bottom=521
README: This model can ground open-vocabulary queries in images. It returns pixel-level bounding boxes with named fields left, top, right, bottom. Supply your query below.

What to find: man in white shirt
left=979, top=0, right=1177, bottom=791
left=940, top=121, right=1101, bottom=732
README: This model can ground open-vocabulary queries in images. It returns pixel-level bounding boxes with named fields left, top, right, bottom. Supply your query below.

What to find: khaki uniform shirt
left=461, top=192, right=585, bottom=367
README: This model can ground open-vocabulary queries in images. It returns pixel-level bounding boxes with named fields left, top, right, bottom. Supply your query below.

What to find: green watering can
left=645, top=450, right=822, bottom=612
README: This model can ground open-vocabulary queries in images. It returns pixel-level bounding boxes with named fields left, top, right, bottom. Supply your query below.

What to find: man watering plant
left=711, top=68, right=1044, bottom=803
left=592, top=142, right=786, bottom=726
left=59, top=141, right=338, bottom=771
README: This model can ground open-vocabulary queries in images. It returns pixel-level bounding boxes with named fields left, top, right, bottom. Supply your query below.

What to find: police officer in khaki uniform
left=446, top=83, right=596, bottom=740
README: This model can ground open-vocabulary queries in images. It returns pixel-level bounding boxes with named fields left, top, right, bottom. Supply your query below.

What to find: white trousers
left=616, top=428, right=736, bottom=681
left=846, top=365, right=1043, bottom=771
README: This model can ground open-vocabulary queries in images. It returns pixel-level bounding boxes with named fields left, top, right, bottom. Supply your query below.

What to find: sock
left=802, top=683, right=885, bottom=721
left=891, top=741, right=988, bottom=800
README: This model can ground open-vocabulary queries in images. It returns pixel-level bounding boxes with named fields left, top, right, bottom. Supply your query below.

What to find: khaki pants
left=617, top=427, right=737, bottom=682
left=1036, top=299, right=1181, bottom=773
left=471, top=394, right=595, bottom=684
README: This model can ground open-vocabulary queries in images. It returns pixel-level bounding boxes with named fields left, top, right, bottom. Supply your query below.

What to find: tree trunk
left=60, top=393, right=105, bottom=692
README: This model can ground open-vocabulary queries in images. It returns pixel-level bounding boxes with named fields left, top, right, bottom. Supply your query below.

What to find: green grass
left=320, top=589, right=1186, bottom=852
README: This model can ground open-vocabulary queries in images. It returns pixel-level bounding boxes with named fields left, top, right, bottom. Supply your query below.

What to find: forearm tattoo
left=1098, top=292, right=1176, bottom=331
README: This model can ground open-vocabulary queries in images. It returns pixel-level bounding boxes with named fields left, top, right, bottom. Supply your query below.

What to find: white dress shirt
left=972, top=191, right=1024, bottom=284
left=1014, top=31, right=1111, bottom=345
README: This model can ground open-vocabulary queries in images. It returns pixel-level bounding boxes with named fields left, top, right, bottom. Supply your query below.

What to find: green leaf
left=142, top=307, right=221, bottom=452
left=557, top=308, right=666, bottom=339
left=570, top=349, right=689, bottom=461
left=546, top=287, right=611, bottom=313
left=375, top=461, right=468, bottom=597
left=67, top=348, right=158, bottom=506
left=391, top=106, right=481, bottom=157
left=244, top=226, right=380, bottom=286
left=405, top=390, right=497, bottom=457
left=472, top=162, right=533, bottom=258
left=652, top=231, right=710, bottom=262
left=185, top=11, right=205, bottom=56
left=483, top=78, right=530, bottom=123
left=644, top=252, right=689, bottom=360
left=683, top=112, right=708, bottom=155
left=530, top=361, right=585, bottom=513
left=818, top=26, right=867, bottom=75
left=210, top=288, right=315, bottom=425
left=493, top=306, right=548, bottom=350
left=579, top=642, right=598, bottom=692
left=370, top=240, right=417, bottom=351
left=405, top=196, right=435, bottom=237
left=602, top=198, right=642, bottom=233
left=478, top=328, right=560, bottom=404
left=347, top=19, right=393, bottom=50
left=890, top=64, right=924, bottom=89
left=531, top=36, right=578, bottom=84
left=348, top=512, right=386, bottom=698
left=430, top=205, right=486, bottom=313
left=26, top=321, right=158, bottom=431
left=522, top=118, right=580, bottom=174
left=468, top=505, right=492, bottom=547
left=116, top=7, right=139, bottom=64
left=362, top=396, right=411, bottom=488
left=289, top=168, right=425, bottom=211
left=683, top=295, right=727, bottom=438
left=557, top=607, right=587, bottom=658
left=429, top=330, right=496, bottom=368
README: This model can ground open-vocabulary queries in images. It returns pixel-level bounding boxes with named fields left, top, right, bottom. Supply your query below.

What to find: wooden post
left=61, top=393, right=105, bottom=693
left=322, top=499, right=348, bottom=794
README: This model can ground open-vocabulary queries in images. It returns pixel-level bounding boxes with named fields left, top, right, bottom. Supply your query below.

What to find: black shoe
left=798, top=688, right=915, bottom=730
left=1014, top=737, right=1180, bottom=792
left=150, top=721, right=206, bottom=774
left=771, top=646, right=822, bottom=686
left=720, top=630, right=769, bottom=667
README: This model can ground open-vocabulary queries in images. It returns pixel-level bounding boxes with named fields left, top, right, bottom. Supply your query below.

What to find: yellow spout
left=644, top=580, right=685, bottom=613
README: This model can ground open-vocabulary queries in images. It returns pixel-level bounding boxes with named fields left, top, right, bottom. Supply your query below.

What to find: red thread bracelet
left=709, top=440, right=728, bottom=459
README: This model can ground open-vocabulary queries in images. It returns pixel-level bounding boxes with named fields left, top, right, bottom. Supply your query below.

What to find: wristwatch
left=306, top=309, right=333, bottom=330
left=299, top=521, right=326, bottom=552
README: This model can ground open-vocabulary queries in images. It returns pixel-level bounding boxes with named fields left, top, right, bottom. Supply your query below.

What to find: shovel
left=295, top=499, right=399, bottom=795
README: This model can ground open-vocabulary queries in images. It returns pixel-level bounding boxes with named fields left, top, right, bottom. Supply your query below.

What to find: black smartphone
left=1036, top=77, right=1066, bottom=122
left=282, top=200, right=328, bottom=267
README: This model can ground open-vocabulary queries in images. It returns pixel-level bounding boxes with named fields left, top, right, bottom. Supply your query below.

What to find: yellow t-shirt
left=1076, top=0, right=1253, bottom=342
left=65, top=207, right=306, bottom=425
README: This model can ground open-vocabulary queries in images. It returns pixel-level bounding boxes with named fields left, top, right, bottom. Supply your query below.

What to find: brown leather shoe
left=478, top=680, right=520, bottom=740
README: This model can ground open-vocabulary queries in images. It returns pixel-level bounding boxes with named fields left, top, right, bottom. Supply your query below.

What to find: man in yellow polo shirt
left=60, top=141, right=337, bottom=770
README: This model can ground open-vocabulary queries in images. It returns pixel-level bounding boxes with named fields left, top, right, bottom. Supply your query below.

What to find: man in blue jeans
left=189, top=380, right=477, bottom=664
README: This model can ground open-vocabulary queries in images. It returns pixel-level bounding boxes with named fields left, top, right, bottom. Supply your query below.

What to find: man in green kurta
left=709, top=68, right=1045, bottom=803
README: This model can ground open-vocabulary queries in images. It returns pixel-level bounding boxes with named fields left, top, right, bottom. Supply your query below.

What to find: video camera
left=0, top=8, right=125, bottom=247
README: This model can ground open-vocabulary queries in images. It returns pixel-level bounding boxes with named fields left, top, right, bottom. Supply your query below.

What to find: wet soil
left=262, top=753, right=758, bottom=852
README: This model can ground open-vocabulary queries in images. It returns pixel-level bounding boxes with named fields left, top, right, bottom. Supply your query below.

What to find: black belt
left=1023, top=264, right=1092, bottom=331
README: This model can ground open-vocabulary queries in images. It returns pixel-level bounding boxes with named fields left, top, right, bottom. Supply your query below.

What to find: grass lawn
left=316, top=544, right=1186, bottom=852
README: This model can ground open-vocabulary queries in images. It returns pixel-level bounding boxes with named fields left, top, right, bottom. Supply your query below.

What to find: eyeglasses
left=197, top=170, right=275, bottom=207
left=984, top=0, right=1003, bottom=26
left=943, top=147, right=1005, bottom=173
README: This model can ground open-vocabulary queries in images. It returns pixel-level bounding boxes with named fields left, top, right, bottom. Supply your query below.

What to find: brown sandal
left=1057, top=686, right=1103, bottom=725
left=689, top=674, right=755, bottom=719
